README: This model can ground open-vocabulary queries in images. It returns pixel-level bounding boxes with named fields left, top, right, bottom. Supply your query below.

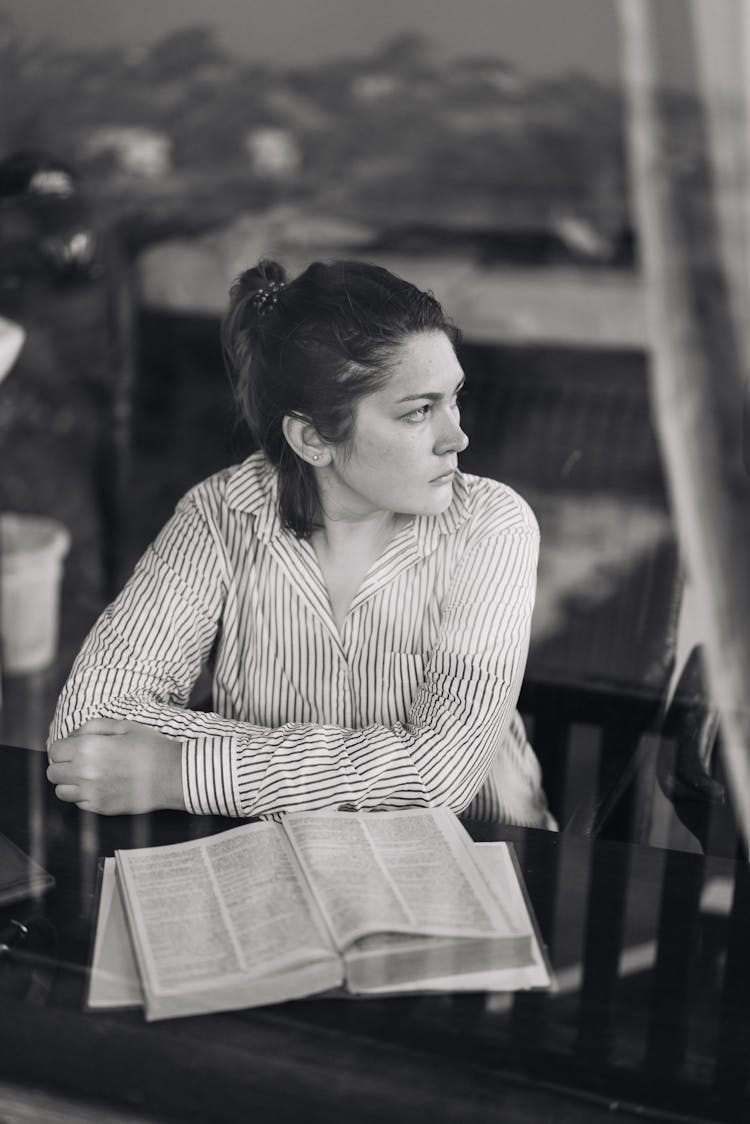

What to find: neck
left=312, top=466, right=408, bottom=554
left=309, top=506, right=409, bottom=637
left=312, top=507, right=405, bottom=555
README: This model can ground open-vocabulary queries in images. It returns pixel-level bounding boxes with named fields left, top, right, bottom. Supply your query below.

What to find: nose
left=435, top=412, right=469, bottom=455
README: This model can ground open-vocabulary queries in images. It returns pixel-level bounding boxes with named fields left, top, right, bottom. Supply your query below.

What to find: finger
left=47, top=763, right=76, bottom=785
left=54, top=784, right=82, bottom=804
left=47, top=739, right=74, bottom=764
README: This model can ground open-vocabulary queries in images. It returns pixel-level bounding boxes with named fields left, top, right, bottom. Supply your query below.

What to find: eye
left=403, top=403, right=432, bottom=423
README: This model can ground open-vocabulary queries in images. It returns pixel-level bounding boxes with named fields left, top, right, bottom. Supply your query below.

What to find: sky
left=0, top=0, right=623, bottom=83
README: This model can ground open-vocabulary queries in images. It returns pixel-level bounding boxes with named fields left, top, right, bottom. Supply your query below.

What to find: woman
left=47, top=259, right=553, bottom=828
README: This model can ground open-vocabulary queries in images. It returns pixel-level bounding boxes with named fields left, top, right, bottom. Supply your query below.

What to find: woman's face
left=322, top=331, right=469, bottom=521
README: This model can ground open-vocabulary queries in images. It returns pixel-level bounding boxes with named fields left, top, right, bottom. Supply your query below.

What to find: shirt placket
left=337, top=644, right=356, bottom=727
left=265, top=534, right=355, bottom=725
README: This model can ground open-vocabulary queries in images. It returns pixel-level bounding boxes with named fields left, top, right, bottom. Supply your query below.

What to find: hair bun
left=222, top=260, right=289, bottom=376
left=232, top=259, right=287, bottom=304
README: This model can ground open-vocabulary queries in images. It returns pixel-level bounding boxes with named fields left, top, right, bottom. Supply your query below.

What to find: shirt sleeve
left=49, top=489, right=229, bottom=745
left=50, top=493, right=541, bottom=823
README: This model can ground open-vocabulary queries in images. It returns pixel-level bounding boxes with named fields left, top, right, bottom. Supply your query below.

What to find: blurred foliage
left=0, top=12, right=637, bottom=256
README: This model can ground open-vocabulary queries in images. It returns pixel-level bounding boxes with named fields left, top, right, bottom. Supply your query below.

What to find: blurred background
left=1, top=0, right=747, bottom=855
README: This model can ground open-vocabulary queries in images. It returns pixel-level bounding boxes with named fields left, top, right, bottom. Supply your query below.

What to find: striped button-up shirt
left=50, top=453, right=550, bottom=826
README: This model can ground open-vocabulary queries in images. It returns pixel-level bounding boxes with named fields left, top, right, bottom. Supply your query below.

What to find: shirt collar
left=224, top=452, right=282, bottom=542
left=224, top=452, right=472, bottom=552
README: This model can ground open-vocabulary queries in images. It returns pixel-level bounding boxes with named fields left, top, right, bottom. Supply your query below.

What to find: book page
left=283, top=808, right=521, bottom=948
left=202, top=823, right=335, bottom=971
left=342, top=841, right=553, bottom=995
left=116, top=822, right=335, bottom=998
left=473, top=842, right=546, bottom=933
left=360, top=843, right=552, bottom=994
left=87, top=858, right=143, bottom=1009
left=363, top=808, right=520, bottom=933
left=281, top=813, right=410, bottom=948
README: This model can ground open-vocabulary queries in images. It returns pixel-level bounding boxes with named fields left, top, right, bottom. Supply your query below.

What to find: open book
left=89, top=808, right=551, bottom=1021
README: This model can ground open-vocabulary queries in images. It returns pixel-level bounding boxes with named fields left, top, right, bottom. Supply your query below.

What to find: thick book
left=89, top=808, right=551, bottom=1021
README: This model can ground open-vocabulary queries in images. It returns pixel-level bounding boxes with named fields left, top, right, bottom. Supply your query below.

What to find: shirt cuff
left=181, top=735, right=242, bottom=817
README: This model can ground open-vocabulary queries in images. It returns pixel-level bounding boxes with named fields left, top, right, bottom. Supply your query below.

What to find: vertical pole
left=618, top=0, right=750, bottom=847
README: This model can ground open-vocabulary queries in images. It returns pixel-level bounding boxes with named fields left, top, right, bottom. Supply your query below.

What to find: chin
left=404, top=491, right=454, bottom=517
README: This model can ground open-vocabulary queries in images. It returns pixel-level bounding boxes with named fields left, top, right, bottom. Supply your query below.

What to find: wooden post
left=618, top=0, right=750, bottom=846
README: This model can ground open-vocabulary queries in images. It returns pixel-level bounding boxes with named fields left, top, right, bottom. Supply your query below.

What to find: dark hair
left=221, top=258, right=461, bottom=538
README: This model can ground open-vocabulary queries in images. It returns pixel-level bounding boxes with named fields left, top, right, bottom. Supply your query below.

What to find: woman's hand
left=47, top=718, right=185, bottom=815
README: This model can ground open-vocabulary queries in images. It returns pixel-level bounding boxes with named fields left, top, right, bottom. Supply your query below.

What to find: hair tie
left=251, top=280, right=284, bottom=315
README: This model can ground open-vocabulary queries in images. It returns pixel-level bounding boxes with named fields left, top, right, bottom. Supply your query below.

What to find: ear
left=281, top=414, right=332, bottom=466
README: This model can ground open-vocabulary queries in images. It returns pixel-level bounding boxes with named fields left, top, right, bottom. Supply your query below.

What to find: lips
left=430, top=468, right=456, bottom=483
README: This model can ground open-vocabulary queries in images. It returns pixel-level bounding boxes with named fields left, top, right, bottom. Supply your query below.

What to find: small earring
left=312, top=454, right=319, bottom=462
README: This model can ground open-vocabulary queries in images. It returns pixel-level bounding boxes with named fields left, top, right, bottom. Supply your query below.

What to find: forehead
left=378, top=331, right=463, bottom=398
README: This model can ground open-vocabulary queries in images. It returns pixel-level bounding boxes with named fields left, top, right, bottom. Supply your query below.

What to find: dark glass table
left=1, top=740, right=748, bottom=1123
